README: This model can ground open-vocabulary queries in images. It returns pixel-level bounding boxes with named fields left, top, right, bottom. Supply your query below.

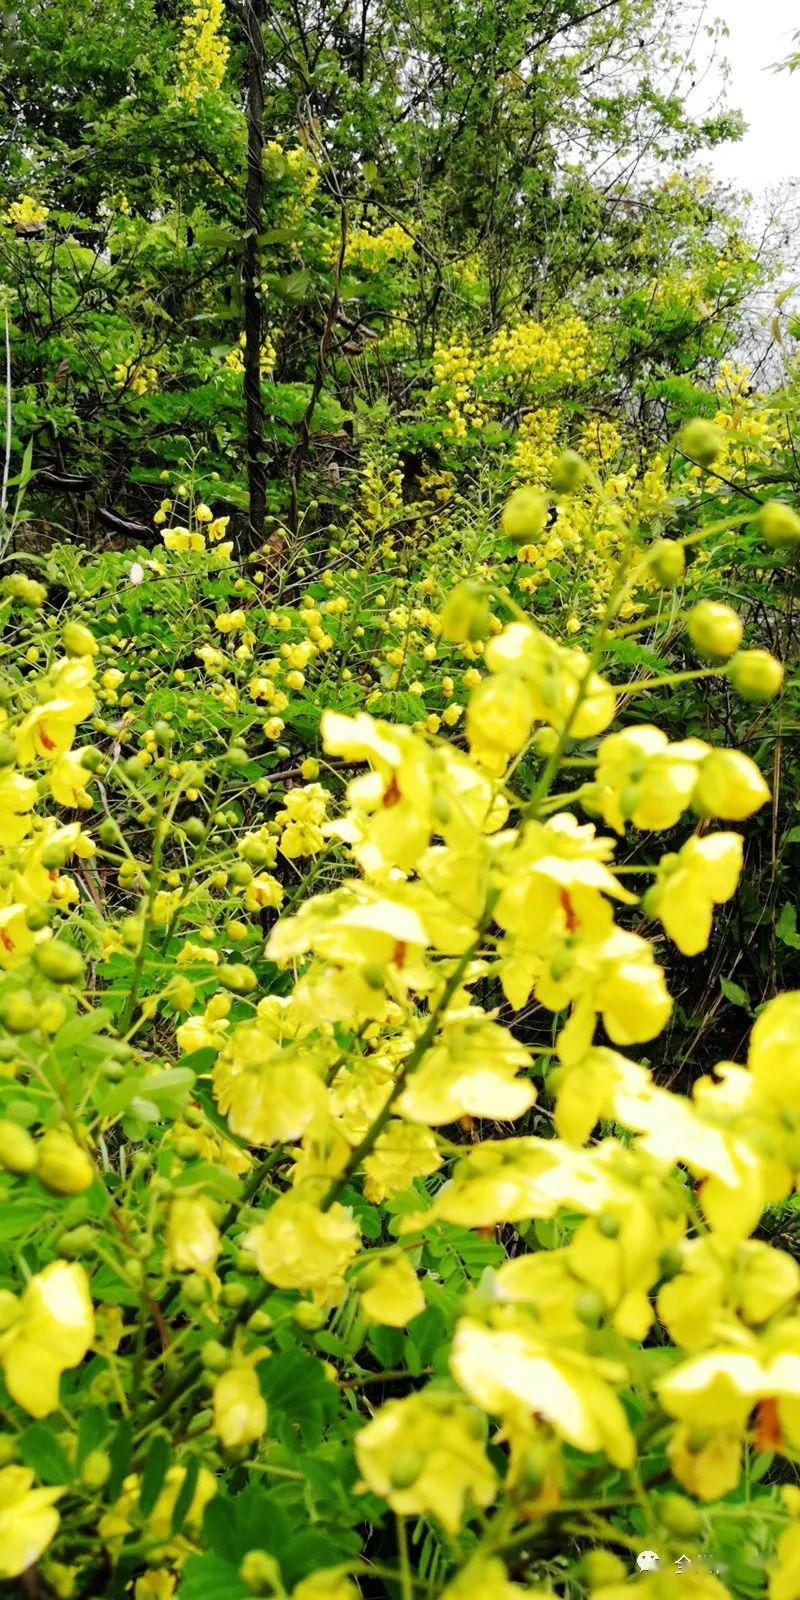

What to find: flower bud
left=80, top=1448, right=111, bottom=1490
left=33, top=941, right=85, bottom=984
left=0, top=990, right=40, bottom=1034
left=551, top=448, right=587, bottom=493
left=728, top=649, right=783, bottom=703
left=62, top=621, right=98, bottom=657
left=0, top=1118, right=38, bottom=1174
left=678, top=418, right=722, bottom=466
left=501, top=487, right=549, bottom=545
left=218, top=963, right=258, bottom=994
left=58, top=1225, right=97, bottom=1258
left=439, top=582, right=491, bottom=644
left=686, top=601, right=742, bottom=661
left=658, top=1492, right=703, bottom=1536
left=37, top=1128, right=94, bottom=1194
left=758, top=500, right=800, bottom=548
left=580, top=1551, right=628, bottom=1588
left=239, top=1550, right=283, bottom=1596
left=648, top=539, right=685, bottom=587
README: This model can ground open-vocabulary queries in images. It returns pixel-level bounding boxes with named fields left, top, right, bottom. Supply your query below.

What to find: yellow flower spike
left=355, top=1390, right=497, bottom=1533
left=0, top=1261, right=94, bottom=1418
left=0, top=1465, right=64, bottom=1580
left=356, top=1252, right=425, bottom=1326
left=212, top=1361, right=267, bottom=1449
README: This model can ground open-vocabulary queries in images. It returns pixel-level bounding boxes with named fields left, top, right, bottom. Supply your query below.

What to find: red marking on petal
left=754, top=1397, right=782, bottom=1452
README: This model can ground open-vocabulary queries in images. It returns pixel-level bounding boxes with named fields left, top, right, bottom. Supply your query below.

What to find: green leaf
left=106, top=1418, right=133, bottom=1501
left=259, top=1348, right=341, bottom=1448
left=720, top=976, right=750, bottom=1010
left=171, top=1454, right=201, bottom=1534
left=139, top=1433, right=170, bottom=1517
left=178, top=1555, right=249, bottom=1600
left=776, top=904, right=800, bottom=949
left=76, top=1405, right=111, bottom=1466
left=19, top=1422, right=73, bottom=1485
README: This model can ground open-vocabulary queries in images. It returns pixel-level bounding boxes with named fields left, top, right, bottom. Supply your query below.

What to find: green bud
left=33, top=941, right=85, bottom=984
left=758, top=500, right=800, bottom=548
left=201, top=1339, right=229, bottom=1372
left=0, top=990, right=40, bottom=1033
left=218, top=963, right=258, bottom=994
left=551, top=448, right=587, bottom=493
left=389, top=1450, right=423, bottom=1489
left=727, top=649, right=783, bottom=703
left=220, top=1280, right=249, bottom=1308
left=686, top=600, right=742, bottom=661
left=678, top=418, right=723, bottom=466
left=80, top=1448, right=111, bottom=1490
left=62, top=621, right=98, bottom=657
left=240, top=838, right=272, bottom=867
left=649, top=538, right=685, bottom=587
left=580, top=1551, right=628, bottom=1588
left=239, top=1550, right=283, bottom=1596
left=37, top=1129, right=94, bottom=1194
left=0, top=735, right=17, bottom=768
left=0, top=1118, right=38, bottom=1174
left=59, top=1225, right=98, bottom=1259
left=658, top=1492, right=703, bottom=1537
left=292, top=1301, right=327, bottom=1331
left=501, top=486, right=549, bottom=545
left=575, top=1289, right=604, bottom=1327
left=181, top=816, right=206, bottom=844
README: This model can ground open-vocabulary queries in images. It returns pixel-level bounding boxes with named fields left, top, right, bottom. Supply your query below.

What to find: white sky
left=704, top=0, right=799, bottom=189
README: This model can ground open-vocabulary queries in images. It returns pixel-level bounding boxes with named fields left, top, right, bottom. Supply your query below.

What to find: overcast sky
left=704, top=0, right=799, bottom=189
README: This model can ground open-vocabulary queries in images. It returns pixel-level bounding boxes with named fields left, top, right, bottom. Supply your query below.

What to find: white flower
left=129, top=562, right=145, bottom=585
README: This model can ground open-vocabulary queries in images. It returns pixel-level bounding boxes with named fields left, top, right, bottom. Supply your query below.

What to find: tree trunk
left=241, top=0, right=267, bottom=549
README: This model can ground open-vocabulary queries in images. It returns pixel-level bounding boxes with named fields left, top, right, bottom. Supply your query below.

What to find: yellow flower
left=0, top=1261, right=94, bottom=1418
left=646, top=833, right=743, bottom=955
left=398, top=1011, right=535, bottom=1125
left=49, top=750, right=94, bottom=809
left=748, top=991, right=800, bottom=1109
left=100, top=1465, right=216, bottom=1557
left=16, top=701, right=79, bottom=765
left=215, top=609, right=246, bottom=633
left=292, top=1571, right=359, bottom=1600
left=0, top=769, right=38, bottom=845
left=362, top=1120, right=442, bottom=1201
left=440, top=1557, right=532, bottom=1600
left=165, top=1197, right=220, bottom=1273
left=135, top=1573, right=177, bottom=1600
left=355, top=1391, right=497, bottom=1532
left=769, top=1491, right=800, bottom=1600
left=693, top=748, right=770, bottom=820
left=245, top=1193, right=360, bottom=1304
left=357, top=1253, right=425, bottom=1326
left=450, top=1315, right=634, bottom=1468
left=0, top=1464, right=64, bottom=1580
left=667, top=1422, right=741, bottom=1502
left=212, top=1016, right=328, bottom=1145
left=213, top=1362, right=267, bottom=1449
left=588, top=726, right=704, bottom=834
